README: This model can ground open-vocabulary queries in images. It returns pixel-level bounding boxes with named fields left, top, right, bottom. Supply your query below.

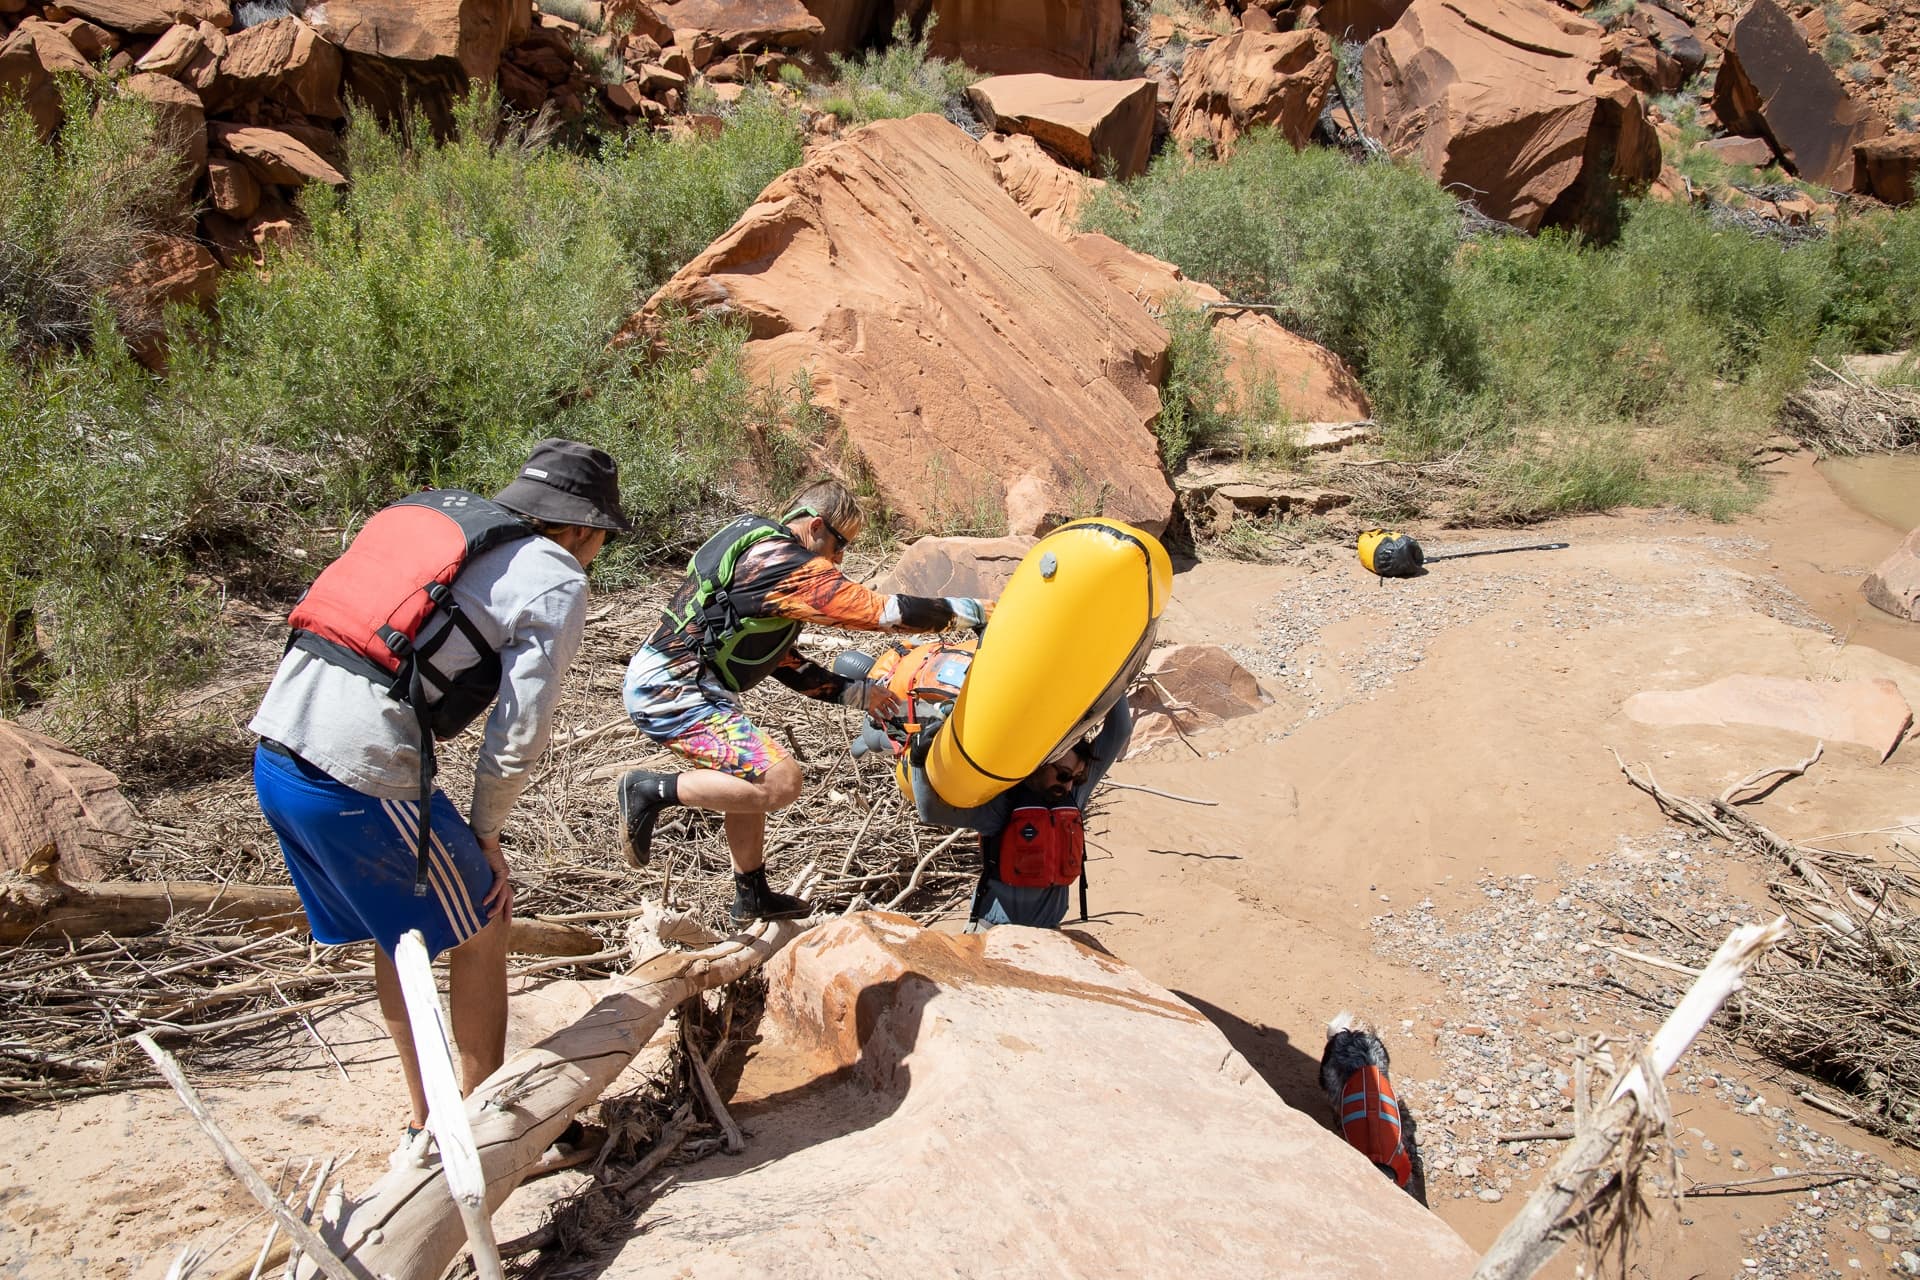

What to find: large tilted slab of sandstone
left=600, top=914, right=1480, bottom=1278
left=1711, top=0, right=1882, bottom=190
left=1363, top=0, right=1659, bottom=232
left=634, top=114, right=1175, bottom=536
left=1623, top=675, right=1913, bottom=762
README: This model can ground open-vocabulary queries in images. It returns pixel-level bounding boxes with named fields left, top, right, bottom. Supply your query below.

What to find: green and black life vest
left=665, top=515, right=802, bottom=692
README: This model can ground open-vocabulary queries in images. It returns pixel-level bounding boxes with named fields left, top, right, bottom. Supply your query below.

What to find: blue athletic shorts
left=252, top=744, right=494, bottom=957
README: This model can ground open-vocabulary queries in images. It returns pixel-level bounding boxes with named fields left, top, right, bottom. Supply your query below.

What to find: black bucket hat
left=494, top=439, right=632, bottom=533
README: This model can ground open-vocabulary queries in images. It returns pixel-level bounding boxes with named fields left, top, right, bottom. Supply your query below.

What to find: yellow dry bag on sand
left=918, top=518, right=1173, bottom=808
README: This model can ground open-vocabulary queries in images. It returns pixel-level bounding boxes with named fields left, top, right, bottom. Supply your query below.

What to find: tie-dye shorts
left=624, top=647, right=792, bottom=780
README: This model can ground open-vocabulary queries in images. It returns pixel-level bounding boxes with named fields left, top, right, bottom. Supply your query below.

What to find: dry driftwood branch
left=1473, top=919, right=1790, bottom=1280
left=0, top=874, right=601, bottom=955
left=682, top=1018, right=743, bottom=1155
left=304, top=907, right=814, bottom=1280
left=134, top=1033, right=364, bottom=1280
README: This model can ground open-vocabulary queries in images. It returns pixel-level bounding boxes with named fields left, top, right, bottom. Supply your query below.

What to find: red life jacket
left=285, top=489, right=533, bottom=891
left=988, top=794, right=1085, bottom=889
left=288, top=490, right=533, bottom=736
left=1338, top=1064, right=1414, bottom=1189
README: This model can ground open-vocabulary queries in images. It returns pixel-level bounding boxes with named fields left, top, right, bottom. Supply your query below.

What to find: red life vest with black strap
left=284, top=489, right=534, bottom=892
left=984, top=784, right=1086, bottom=889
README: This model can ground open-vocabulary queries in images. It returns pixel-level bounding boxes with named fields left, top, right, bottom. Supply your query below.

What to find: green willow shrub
left=818, top=17, right=977, bottom=124
left=0, top=312, right=224, bottom=745
left=0, top=79, right=184, bottom=358
left=203, top=92, right=760, bottom=540
left=598, top=88, right=806, bottom=293
left=1822, top=208, right=1920, bottom=353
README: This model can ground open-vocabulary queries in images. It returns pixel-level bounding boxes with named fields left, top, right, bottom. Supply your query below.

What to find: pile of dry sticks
left=0, top=575, right=999, bottom=1106
left=1612, top=745, right=1920, bottom=1148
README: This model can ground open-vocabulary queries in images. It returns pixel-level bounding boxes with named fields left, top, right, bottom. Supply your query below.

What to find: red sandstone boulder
left=916, top=0, right=1127, bottom=77
left=134, top=21, right=202, bottom=73
left=1711, top=0, right=1882, bottom=189
left=1699, top=133, right=1777, bottom=168
left=1629, top=2, right=1703, bottom=78
left=1071, top=232, right=1374, bottom=428
left=308, top=0, right=528, bottom=123
left=977, top=130, right=1104, bottom=238
left=119, top=71, right=207, bottom=208
left=0, top=28, right=65, bottom=137
left=648, top=0, right=823, bottom=49
left=1311, top=0, right=1412, bottom=40
left=605, top=0, right=674, bottom=45
left=1363, top=0, right=1660, bottom=232
left=49, top=0, right=228, bottom=35
left=1171, top=29, right=1334, bottom=156
left=110, top=233, right=219, bottom=367
left=874, top=535, right=1036, bottom=597
left=207, top=155, right=261, bottom=218
left=1867, top=526, right=1920, bottom=622
left=210, top=123, right=347, bottom=186
left=604, top=914, right=1481, bottom=1277
left=1602, top=26, right=1681, bottom=95
left=965, top=73, right=1155, bottom=179
left=1126, top=643, right=1270, bottom=757
left=1853, top=133, right=1920, bottom=205
left=205, top=16, right=344, bottom=117
left=631, top=114, right=1175, bottom=536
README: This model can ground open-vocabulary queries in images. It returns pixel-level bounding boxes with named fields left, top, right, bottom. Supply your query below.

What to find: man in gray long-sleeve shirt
left=250, top=439, right=628, bottom=1138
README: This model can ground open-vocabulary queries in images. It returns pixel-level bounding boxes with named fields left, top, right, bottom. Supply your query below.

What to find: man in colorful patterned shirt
left=618, top=479, right=993, bottom=921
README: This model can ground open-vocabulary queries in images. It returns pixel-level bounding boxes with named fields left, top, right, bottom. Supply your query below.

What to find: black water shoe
left=617, top=771, right=673, bottom=869
left=731, top=866, right=812, bottom=922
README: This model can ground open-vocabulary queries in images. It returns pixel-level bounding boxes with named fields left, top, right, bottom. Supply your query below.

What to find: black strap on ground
left=1424, top=541, right=1570, bottom=563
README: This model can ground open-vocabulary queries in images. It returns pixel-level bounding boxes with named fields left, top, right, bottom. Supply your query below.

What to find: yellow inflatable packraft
left=919, top=518, right=1172, bottom=808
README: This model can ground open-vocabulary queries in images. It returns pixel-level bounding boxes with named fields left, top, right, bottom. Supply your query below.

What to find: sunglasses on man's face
left=819, top=518, right=850, bottom=555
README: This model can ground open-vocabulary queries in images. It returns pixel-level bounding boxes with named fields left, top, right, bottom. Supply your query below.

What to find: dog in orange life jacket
left=1320, top=1012, right=1422, bottom=1199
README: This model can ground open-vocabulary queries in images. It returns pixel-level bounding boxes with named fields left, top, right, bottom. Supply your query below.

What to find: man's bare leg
left=676, top=759, right=802, bottom=874
left=448, top=909, right=511, bottom=1094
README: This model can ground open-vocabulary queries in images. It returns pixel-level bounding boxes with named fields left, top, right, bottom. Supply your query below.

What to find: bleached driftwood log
left=0, top=872, right=602, bottom=956
left=1472, top=918, right=1791, bottom=1280
left=304, top=911, right=814, bottom=1280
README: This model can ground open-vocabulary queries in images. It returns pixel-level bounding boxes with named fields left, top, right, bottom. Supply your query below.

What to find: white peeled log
left=1473, top=917, right=1791, bottom=1280
left=305, top=910, right=816, bottom=1280
left=391, top=931, right=503, bottom=1280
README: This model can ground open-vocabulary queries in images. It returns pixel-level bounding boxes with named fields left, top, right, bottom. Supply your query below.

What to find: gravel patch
left=1368, top=833, right=1920, bottom=1279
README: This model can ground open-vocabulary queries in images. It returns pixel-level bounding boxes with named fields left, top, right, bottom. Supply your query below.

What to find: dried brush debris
left=1614, top=748, right=1920, bottom=1147
left=1780, top=371, right=1920, bottom=457
left=0, top=566, right=987, bottom=1105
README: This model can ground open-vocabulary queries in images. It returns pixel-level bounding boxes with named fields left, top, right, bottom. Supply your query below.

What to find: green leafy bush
left=598, top=89, right=805, bottom=293
left=817, top=18, right=977, bottom=124
left=0, top=78, right=185, bottom=358
left=1080, top=133, right=1468, bottom=408
left=1153, top=299, right=1232, bottom=469
left=0, top=313, right=226, bottom=744
left=1822, top=209, right=1920, bottom=353
left=199, top=92, right=765, bottom=540
left=4, top=86, right=811, bottom=739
